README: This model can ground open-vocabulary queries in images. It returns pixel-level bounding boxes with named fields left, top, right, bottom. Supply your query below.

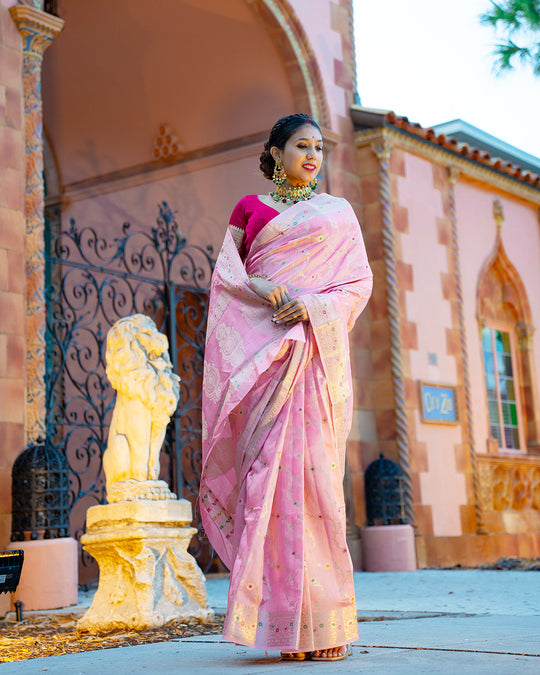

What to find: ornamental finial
left=493, top=199, right=504, bottom=230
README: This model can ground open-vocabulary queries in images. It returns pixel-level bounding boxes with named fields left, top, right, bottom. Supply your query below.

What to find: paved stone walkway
left=2, top=570, right=539, bottom=673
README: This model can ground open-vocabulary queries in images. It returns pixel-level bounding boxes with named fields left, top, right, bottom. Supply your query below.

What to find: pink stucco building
left=1, top=0, right=539, bottom=600
left=353, top=109, right=540, bottom=565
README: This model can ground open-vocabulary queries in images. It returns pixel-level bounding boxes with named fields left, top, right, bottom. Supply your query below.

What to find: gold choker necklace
left=270, top=183, right=315, bottom=205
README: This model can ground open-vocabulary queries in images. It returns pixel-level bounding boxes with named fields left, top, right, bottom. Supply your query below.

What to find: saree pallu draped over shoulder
left=200, top=194, right=373, bottom=652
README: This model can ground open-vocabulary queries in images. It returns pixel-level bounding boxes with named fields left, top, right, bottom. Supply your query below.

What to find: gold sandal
left=311, top=644, right=352, bottom=661
left=281, top=651, right=309, bottom=661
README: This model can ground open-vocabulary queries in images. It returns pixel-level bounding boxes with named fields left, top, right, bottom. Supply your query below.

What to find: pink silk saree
left=200, top=193, right=372, bottom=652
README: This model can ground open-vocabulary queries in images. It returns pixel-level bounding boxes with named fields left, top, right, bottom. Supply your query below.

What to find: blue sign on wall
left=419, top=382, right=458, bottom=424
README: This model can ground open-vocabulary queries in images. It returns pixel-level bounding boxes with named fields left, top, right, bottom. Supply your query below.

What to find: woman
left=200, top=113, right=372, bottom=661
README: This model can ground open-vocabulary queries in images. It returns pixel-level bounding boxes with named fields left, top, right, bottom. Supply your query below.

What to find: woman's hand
left=272, top=298, right=308, bottom=327
left=249, top=276, right=291, bottom=309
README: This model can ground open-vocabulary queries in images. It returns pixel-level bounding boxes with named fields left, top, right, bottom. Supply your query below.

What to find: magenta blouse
left=229, top=194, right=280, bottom=256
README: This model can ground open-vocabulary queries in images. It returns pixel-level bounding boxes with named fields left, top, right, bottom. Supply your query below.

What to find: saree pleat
left=201, top=194, right=372, bottom=651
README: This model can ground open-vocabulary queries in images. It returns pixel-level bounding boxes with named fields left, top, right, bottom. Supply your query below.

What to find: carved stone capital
left=9, top=5, right=64, bottom=62
left=447, top=166, right=460, bottom=185
left=372, top=138, right=392, bottom=161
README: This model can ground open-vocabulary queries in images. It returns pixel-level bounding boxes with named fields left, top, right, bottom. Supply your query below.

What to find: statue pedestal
left=361, top=524, right=417, bottom=572
left=77, top=499, right=213, bottom=633
left=7, top=538, right=78, bottom=610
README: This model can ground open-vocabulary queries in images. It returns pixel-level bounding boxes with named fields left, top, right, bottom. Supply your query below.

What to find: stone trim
left=477, top=454, right=540, bottom=533
left=47, top=132, right=268, bottom=205
left=356, top=128, right=540, bottom=205
left=248, top=0, right=330, bottom=126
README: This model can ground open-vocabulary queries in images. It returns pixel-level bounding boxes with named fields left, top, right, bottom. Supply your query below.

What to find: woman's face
left=272, top=124, right=323, bottom=187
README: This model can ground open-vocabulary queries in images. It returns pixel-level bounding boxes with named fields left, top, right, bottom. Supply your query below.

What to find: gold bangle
left=248, top=273, right=265, bottom=280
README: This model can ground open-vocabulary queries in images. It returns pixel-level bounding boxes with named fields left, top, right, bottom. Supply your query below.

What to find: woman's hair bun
left=259, top=142, right=275, bottom=179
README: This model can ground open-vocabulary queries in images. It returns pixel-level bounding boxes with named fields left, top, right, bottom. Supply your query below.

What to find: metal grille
left=364, top=453, right=408, bottom=526
left=45, top=202, right=216, bottom=583
left=11, top=440, right=70, bottom=541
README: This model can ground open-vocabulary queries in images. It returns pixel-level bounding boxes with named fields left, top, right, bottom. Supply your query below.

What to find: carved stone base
left=77, top=499, right=213, bottom=633
left=477, top=454, right=540, bottom=534
left=106, top=479, right=176, bottom=503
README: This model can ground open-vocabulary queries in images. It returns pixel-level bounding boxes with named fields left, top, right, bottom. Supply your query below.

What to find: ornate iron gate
left=45, top=202, right=216, bottom=583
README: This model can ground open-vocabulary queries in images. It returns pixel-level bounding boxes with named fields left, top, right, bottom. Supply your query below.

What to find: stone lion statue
left=103, top=314, right=180, bottom=502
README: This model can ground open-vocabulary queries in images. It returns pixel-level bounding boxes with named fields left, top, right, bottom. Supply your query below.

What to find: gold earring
left=272, top=159, right=287, bottom=186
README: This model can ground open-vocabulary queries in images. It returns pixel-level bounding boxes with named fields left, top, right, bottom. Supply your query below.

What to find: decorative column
left=347, top=0, right=361, bottom=104
left=372, top=139, right=415, bottom=527
left=447, top=167, right=486, bottom=534
left=9, top=5, right=64, bottom=443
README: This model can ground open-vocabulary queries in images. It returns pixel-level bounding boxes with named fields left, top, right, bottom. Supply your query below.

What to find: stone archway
left=42, top=0, right=327, bottom=205
left=41, top=0, right=329, bottom=581
left=251, top=0, right=330, bottom=127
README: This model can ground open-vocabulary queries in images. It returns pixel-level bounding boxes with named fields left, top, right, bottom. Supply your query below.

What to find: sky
left=353, top=0, right=540, bottom=160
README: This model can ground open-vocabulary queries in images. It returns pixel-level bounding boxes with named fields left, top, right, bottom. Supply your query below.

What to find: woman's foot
left=281, top=651, right=308, bottom=661
left=311, top=644, right=352, bottom=661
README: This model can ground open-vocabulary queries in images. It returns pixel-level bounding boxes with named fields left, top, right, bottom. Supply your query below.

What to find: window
left=481, top=327, right=523, bottom=451
left=476, top=205, right=539, bottom=455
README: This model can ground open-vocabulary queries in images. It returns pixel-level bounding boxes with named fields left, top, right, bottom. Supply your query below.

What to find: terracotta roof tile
left=384, top=111, right=540, bottom=188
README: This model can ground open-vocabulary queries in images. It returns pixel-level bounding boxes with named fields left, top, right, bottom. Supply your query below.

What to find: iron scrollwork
left=45, top=202, right=216, bottom=582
